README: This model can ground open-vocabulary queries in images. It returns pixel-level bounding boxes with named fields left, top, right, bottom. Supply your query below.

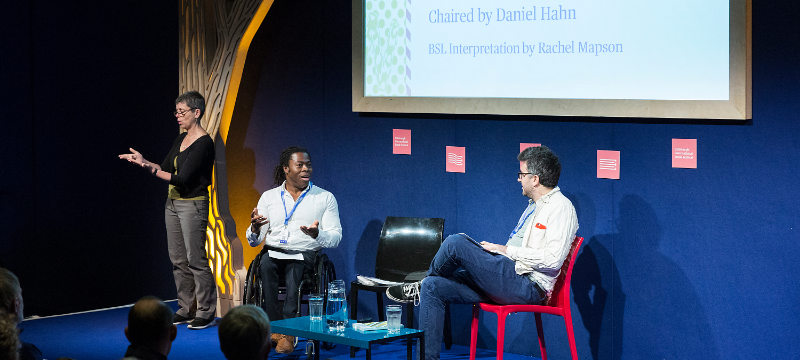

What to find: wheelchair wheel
left=313, top=254, right=337, bottom=351
left=243, top=254, right=264, bottom=306
left=314, top=254, right=335, bottom=294
left=243, top=258, right=257, bottom=305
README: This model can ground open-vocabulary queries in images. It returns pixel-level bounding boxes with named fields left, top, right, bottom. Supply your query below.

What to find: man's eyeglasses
left=174, top=108, right=195, bottom=116
left=518, top=172, right=533, bottom=179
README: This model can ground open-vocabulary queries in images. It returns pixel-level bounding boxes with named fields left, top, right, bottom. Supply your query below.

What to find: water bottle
left=325, top=279, right=348, bottom=331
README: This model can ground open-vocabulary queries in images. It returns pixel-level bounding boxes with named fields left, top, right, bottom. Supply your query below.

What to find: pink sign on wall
left=597, top=150, right=620, bottom=179
left=446, top=146, right=465, bottom=173
left=519, top=143, right=541, bottom=167
left=393, top=129, right=411, bottom=155
left=519, top=143, right=541, bottom=153
left=672, top=139, right=697, bottom=168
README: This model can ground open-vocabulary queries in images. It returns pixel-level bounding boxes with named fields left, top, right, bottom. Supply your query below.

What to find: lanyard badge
left=509, top=202, right=536, bottom=240
left=279, top=182, right=313, bottom=244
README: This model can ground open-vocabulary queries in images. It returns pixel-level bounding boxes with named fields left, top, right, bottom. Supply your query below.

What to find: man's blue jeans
left=419, top=234, right=544, bottom=360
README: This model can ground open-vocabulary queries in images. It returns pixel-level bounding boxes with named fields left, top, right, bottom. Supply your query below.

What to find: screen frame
left=352, top=0, right=751, bottom=120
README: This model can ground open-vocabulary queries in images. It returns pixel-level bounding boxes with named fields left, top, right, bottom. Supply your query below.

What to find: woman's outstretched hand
left=119, top=148, right=145, bottom=167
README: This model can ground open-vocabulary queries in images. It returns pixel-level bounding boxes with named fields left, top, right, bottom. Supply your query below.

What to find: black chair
left=350, top=217, right=451, bottom=357
left=243, top=248, right=336, bottom=318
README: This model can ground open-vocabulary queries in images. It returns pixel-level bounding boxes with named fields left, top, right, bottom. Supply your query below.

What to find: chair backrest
left=374, top=217, right=445, bottom=282
left=543, top=236, right=584, bottom=307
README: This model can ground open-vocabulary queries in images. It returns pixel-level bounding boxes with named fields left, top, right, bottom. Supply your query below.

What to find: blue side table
left=270, top=316, right=424, bottom=360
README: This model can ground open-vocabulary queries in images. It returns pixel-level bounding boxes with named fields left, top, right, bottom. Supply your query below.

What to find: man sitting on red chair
left=387, top=145, right=578, bottom=360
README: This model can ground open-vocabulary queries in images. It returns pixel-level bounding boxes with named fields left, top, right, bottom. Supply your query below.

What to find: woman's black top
left=160, top=133, right=215, bottom=199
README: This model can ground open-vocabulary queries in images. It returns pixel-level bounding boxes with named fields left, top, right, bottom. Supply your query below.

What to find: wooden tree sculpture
left=180, top=0, right=261, bottom=139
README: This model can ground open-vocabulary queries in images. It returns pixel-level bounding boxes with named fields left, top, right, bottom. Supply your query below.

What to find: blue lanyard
left=509, top=202, right=536, bottom=239
left=281, top=182, right=313, bottom=225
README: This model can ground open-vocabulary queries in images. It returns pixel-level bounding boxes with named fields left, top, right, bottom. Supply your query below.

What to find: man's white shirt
left=505, top=186, right=579, bottom=295
left=246, top=182, right=342, bottom=254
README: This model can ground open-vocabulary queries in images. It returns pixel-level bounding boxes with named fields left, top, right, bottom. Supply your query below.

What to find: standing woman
left=119, top=91, right=217, bottom=329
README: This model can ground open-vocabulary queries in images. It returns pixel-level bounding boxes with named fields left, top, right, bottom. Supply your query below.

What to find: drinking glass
left=309, top=293, right=324, bottom=320
left=386, top=305, right=402, bottom=333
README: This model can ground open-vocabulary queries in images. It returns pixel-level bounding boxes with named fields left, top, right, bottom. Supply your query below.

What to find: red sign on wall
left=519, top=143, right=541, bottom=167
left=446, top=146, right=465, bottom=173
left=597, top=150, right=620, bottom=179
left=519, top=143, right=541, bottom=153
left=672, top=139, right=697, bottom=168
left=393, top=129, right=411, bottom=155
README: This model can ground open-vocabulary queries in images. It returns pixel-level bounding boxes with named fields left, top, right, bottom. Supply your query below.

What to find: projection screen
left=352, top=0, right=751, bottom=119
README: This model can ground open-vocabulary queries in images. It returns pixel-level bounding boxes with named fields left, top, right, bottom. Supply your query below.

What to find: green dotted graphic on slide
left=365, top=0, right=409, bottom=96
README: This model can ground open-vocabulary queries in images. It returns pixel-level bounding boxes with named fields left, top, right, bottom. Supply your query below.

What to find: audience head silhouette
left=218, top=305, right=271, bottom=360
left=123, top=296, right=177, bottom=359
left=0, top=313, right=20, bottom=360
left=0, top=268, right=23, bottom=324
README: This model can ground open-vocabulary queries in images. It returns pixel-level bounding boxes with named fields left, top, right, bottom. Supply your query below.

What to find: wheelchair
left=242, top=247, right=336, bottom=319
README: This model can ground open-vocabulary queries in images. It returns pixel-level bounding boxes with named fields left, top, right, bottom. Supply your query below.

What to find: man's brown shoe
left=271, top=332, right=282, bottom=345
left=275, top=334, right=296, bottom=354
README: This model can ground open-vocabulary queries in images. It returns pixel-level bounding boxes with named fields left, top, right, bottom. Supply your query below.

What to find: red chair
left=469, top=236, right=584, bottom=360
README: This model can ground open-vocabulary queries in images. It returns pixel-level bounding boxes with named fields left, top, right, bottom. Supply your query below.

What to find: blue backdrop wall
left=227, top=1, right=799, bottom=360
left=1, top=1, right=797, bottom=360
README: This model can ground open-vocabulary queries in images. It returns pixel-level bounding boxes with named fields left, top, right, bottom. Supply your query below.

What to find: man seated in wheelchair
left=246, top=146, right=342, bottom=354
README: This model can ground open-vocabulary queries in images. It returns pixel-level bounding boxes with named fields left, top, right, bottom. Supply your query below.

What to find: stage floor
left=19, top=301, right=540, bottom=360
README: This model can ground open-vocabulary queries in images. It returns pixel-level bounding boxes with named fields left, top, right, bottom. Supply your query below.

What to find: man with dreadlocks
left=246, top=146, right=342, bottom=354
